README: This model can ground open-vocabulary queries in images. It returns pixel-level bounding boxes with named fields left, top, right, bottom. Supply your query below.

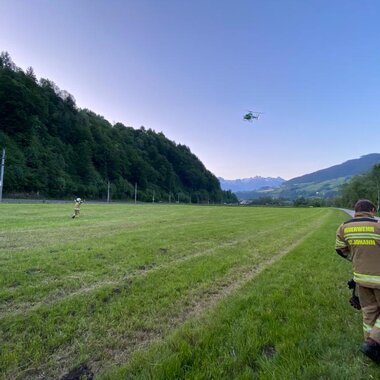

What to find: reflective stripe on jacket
left=336, top=212, right=380, bottom=289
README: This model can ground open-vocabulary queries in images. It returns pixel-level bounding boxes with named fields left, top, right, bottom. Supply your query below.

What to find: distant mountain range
left=231, top=153, right=380, bottom=200
left=218, top=176, right=285, bottom=192
left=287, top=153, right=380, bottom=185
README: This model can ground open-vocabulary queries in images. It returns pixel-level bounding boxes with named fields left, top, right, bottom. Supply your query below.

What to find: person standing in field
left=72, top=198, right=83, bottom=219
left=335, top=199, right=380, bottom=362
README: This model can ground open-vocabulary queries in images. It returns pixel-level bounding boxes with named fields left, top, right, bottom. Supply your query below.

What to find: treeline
left=0, top=52, right=237, bottom=203
left=336, top=164, right=380, bottom=209
left=242, top=196, right=334, bottom=208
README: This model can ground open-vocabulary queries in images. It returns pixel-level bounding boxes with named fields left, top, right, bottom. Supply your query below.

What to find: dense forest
left=337, top=164, right=380, bottom=210
left=0, top=52, right=237, bottom=203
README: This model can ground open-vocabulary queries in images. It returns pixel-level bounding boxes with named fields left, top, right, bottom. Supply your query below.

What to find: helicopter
left=243, top=111, right=263, bottom=122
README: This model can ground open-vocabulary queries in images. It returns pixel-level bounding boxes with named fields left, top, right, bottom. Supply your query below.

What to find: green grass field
left=0, top=204, right=379, bottom=379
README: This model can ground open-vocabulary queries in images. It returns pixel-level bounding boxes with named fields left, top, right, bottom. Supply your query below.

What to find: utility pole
left=134, top=183, right=137, bottom=204
left=0, top=148, right=5, bottom=203
left=107, top=180, right=111, bottom=203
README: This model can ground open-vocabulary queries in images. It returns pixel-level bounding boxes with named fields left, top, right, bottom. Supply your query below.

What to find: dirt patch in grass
left=101, top=287, right=123, bottom=304
left=262, top=344, right=276, bottom=359
left=137, top=262, right=157, bottom=271
left=25, top=267, right=42, bottom=274
left=60, top=364, right=93, bottom=380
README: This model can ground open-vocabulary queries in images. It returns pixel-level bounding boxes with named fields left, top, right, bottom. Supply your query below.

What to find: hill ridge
left=287, top=153, right=380, bottom=185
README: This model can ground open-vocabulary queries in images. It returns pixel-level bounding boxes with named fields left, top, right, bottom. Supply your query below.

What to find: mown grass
left=0, top=204, right=378, bottom=379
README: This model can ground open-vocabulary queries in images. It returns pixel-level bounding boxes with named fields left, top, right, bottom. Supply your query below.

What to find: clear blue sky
left=1, top=0, right=379, bottom=180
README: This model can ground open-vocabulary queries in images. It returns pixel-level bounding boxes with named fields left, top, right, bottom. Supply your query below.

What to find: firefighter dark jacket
left=336, top=211, right=380, bottom=289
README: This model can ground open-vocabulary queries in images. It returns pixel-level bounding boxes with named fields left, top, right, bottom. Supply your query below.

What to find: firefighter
left=72, top=198, right=83, bottom=219
left=335, top=199, right=380, bottom=362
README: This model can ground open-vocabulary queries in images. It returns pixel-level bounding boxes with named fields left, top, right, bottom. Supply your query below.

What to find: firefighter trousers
left=358, top=286, right=380, bottom=343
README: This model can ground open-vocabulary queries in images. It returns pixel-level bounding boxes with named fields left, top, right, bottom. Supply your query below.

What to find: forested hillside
left=231, top=154, right=380, bottom=203
left=286, top=153, right=380, bottom=185
left=338, top=164, right=380, bottom=209
left=0, top=52, right=236, bottom=203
